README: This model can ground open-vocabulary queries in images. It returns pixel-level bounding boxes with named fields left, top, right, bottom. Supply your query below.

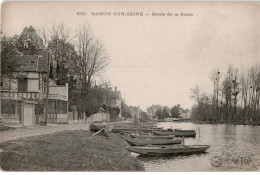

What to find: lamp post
left=45, top=51, right=50, bottom=125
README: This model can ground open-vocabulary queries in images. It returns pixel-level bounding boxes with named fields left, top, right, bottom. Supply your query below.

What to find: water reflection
left=136, top=122, right=260, bottom=171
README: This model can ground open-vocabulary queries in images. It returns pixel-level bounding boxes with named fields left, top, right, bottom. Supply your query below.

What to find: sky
left=1, top=2, right=260, bottom=110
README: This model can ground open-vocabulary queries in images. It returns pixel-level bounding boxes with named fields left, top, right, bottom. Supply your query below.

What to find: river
left=131, top=122, right=260, bottom=171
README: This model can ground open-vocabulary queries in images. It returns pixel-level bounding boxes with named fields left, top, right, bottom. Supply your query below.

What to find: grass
left=0, top=130, right=144, bottom=171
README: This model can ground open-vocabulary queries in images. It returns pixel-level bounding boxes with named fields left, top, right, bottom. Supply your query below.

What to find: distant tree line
left=146, top=104, right=189, bottom=120
left=121, top=104, right=149, bottom=122
left=190, top=64, right=260, bottom=124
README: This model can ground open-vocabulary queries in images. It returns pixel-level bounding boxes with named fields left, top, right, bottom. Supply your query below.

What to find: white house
left=0, top=54, right=69, bottom=126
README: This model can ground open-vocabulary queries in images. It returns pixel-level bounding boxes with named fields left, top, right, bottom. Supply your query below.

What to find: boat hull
left=111, top=128, right=155, bottom=133
left=174, top=129, right=195, bottom=132
left=125, top=145, right=210, bottom=155
left=153, top=130, right=196, bottom=137
left=174, top=131, right=196, bottom=137
left=122, top=136, right=182, bottom=146
left=89, top=123, right=107, bottom=132
left=130, top=134, right=174, bottom=139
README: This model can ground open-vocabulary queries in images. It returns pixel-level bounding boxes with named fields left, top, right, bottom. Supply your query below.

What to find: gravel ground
left=0, top=123, right=90, bottom=144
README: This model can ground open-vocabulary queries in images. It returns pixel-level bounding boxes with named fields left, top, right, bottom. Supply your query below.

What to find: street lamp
left=44, top=51, right=50, bottom=125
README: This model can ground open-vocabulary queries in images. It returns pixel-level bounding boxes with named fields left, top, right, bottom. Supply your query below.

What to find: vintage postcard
left=0, top=1, right=260, bottom=172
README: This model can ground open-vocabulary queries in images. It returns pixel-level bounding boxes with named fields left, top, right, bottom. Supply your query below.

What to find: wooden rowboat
left=122, top=136, right=182, bottom=146
left=125, top=145, right=210, bottom=155
left=111, top=127, right=155, bottom=133
left=174, top=131, right=196, bottom=137
left=152, top=130, right=175, bottom=136
left=153, top=130, right=196, bottom=137
left=89, top=123, right=107, bottom=132
left=174, top=129, right=196, bottom=132
left=130, top=133, right=174, bottom=139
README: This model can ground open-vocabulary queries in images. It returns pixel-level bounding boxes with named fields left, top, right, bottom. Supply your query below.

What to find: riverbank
left=0, top=130, right=144, bottom=171
left=192, top=120, right=260, bottom=126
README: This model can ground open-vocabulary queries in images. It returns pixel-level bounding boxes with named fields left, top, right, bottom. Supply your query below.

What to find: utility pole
left=45, top=51, right=50, bottom=125
left=216, top=71, right=220, bottom=122
left=106, top=86, right=109, bottom=122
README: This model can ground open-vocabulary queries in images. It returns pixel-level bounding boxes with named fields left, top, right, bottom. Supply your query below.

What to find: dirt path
left=0, top=123, right=89, bottom=144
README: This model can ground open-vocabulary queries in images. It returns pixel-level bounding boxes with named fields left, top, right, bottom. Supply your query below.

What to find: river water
left=131, top=122, right=260, bottom=171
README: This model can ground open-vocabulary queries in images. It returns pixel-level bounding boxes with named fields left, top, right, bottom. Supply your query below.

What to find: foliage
left=121, top=104, right=133, bottom=119
left=155, top=109, right=164, bottom=119
left=191, top=64, right=260, bottom=124
left=47, top=39, right=78, bottom=85
left=17, top=26, right=44, bottom=55
left=170, top=104, right=181, bottom=118
left=1, top=34, right=20, bottom=77
left=140, top=111, right=149, bottom=122
left=75, top=24, right=109, bottom=89
left=69, top=88, right=104, bottom=116
left=163, top=107, right=170, bottom=118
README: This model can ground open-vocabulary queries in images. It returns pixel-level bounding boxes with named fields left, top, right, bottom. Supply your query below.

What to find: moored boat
left=152, top=130, right=175, bottom=136
left=153, top=129, right=196, bottom=137
left=122, top=136, right=182, bottom=146
left=174, top=129, right=196, bottom=132
left=125, top=144, right=210, bottom=155
left=111, top=127, right=156, bottom=133
left=130, top=134, right=174, bottom=139
left=174, top=131, right=196, bottom=137
left=89, top=123, right=107, bottom=132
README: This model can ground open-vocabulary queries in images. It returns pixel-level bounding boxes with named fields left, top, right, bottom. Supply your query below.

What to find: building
left=0, top=54, right=69, bottom=126
left=87, top=104, right=110, bottom=123
left=92, top=86, right=122, bottom=121
left=106, top=86, right=122, bottom=119
left=180, top=109, right=191, bottom=119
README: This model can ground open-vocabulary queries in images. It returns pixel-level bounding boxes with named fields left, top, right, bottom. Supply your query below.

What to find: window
left=60, top=101, right=67, bottom=114
left=35, top=103, right=44, bottom=115
left=47, top=101, right=67, bottom=114
left=18, top=78, right=28, bottom=92
left=48, top=101, right=56, bottom=114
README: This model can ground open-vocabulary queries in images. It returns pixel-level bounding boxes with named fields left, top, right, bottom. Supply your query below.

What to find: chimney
left=106, top=84, right=108, bottom=88
left=115, top=86, right=117, bottom=91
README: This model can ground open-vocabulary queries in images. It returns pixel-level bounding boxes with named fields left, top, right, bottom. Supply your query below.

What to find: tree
left=221, top=65, right=240, bottom=121
left=17, top=26, right=44, bottom=55
left=190, top=86, right=213, bottom=121
left=47, top=39, right=78, bottom=85
left=171, top=105, right=181, bottom=118
left=155, top=109, right=164, bottom=119
left=140, top=111, right=149, bottom=122
left=247, top=65, right=260, bottom=121
left=76, top=24, right=108, bottom=89
left=190, top=86, right=201, bottom=105
left=191, top=64, right=260, bottom=124
left=146, top=106, right=157, bottom=118
left=210, top=69, right=221, bottom=121
left=121, top=104, right=133, bottom=119
left=38, top=24, right=78, bottom=85
left=1, top=34, right=20, bottom=77
left=163, top=106, right=170, bottom=118
left=240, top=71, right=248, bottom=121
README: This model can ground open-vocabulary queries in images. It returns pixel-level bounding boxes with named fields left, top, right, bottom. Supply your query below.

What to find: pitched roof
left=14, top=55, right=48, bottom=73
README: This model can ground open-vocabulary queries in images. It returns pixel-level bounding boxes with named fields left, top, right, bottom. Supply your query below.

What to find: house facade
left=0, top=55, right=69, bottom=126
left=107, top=87, right=122, bottom=119
left=180, top=109, right=191, bottom=119
left=87, top=106, right=110, bottom=123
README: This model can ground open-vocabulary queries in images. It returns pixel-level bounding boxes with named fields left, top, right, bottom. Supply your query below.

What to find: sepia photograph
left=0, top=1, right=260, bottom=172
